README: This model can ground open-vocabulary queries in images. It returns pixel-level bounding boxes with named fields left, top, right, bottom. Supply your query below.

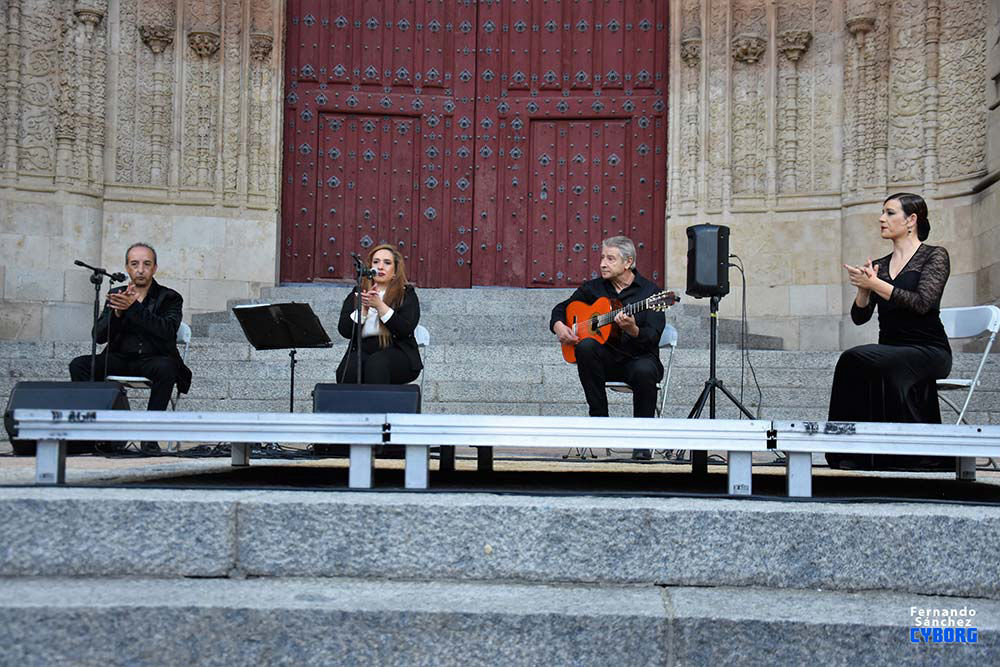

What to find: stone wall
left=666, top=0, right=996, bottom=349
left=1, top=0, right=997, bottom=349
left=0, top=0, right=283, bottom=340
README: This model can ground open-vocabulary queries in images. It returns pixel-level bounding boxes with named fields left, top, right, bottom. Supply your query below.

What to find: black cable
left=728, top=255, right=763, bottom=418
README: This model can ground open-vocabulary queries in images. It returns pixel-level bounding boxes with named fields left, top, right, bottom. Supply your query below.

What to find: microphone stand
left=89, top=270, right=103, bottom=380
left=74, top=260, right=124, bottom=380
left=350, top=254, right=375, bottom=385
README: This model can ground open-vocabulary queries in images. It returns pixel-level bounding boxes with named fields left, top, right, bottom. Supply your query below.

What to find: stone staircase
left=1, top=487, right=998, bottom=665
left=3, top=284, right=1000, bottom=438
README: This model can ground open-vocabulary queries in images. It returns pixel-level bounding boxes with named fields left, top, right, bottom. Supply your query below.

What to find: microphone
left=350, top=252, right=377, bottom=280
left=74, top=259, right=127, bottom=283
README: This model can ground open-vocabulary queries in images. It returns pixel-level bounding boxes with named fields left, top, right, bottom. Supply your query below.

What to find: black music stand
left=233, top=302, right=332, bottom=412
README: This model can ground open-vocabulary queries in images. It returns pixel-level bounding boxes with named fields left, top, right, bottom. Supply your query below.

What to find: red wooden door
left=281, top=0, right=477, bottom=287
left=472, top=0, right=668, bottom=287
left=281, top=0, right=668, bottom=288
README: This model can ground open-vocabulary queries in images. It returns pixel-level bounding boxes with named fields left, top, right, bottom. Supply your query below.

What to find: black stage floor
left=114, top=457, right=1000, bottom=504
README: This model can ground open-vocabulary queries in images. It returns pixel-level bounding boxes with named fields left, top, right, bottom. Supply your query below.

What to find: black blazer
left=336, top=284, right=423, bottom=375
left=96, top=279, right=193, bottom=394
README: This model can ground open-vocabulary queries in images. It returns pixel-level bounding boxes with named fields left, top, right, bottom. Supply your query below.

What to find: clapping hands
left=844, top=258, right=879, bottom=291
left=107, top=285, right=138, bottom=317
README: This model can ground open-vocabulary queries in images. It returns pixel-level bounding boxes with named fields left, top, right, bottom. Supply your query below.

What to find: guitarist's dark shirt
left=549, top=269, right=666, bottom=370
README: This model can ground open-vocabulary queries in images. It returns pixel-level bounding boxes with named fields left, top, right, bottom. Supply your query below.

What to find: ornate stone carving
left=185, top=30, right=220, bottom=188
left=17, top=0, right=59, bottom=175
left=222, top=0, right=242, bottom=199
left=74, top=0, right=105, bottom=31
left=138, top=15, right=174, bottom=186
left=938, top=0, right=988, bottom=178
left=187, top=30, right=220, bottom=58
left=680, top=37, right=701, bottom=66
left=731, top=34, right=766, bottom=64
left=250, top=32, right=273, bottom=62
left=54, top=16, right=77, bottom=184
left=887, top=0, right=926, bottom=187
left=139, top=24, right=173, bottom=54
left=249, top=32, right=274, bottom=195
left=705, top=0, right=727, bottom=208
left=730, top=1, right=768, bottom=198
left=114, top=0, right=138, bottom=183
left=778, top=30, right=811, bottom=62
left=777, top=30, right=811, bottom=193
left=846, top=15, right=876, bottom=37
left=923, top=0, right=941, bottom=190
left=0, top=0, right=9, bottom=173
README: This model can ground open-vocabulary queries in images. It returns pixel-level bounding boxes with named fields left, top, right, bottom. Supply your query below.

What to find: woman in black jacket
left=336, top=244, right=422, bottom=384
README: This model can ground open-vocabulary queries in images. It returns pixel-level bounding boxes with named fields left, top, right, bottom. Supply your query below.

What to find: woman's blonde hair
left=363, top=244, right=409, bottom=348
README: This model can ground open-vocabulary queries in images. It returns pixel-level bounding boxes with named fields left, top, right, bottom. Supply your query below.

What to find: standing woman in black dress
left=336, top=244, right=423, bottom=384
left=828, top=193, right=952, bottom=468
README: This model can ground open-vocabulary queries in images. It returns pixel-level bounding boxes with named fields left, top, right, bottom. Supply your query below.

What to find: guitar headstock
left=648, top=290, right=680, bottom=312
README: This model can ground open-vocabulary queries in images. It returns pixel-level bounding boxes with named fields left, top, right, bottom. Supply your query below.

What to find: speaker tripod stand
left=687, top=296, right=756, bottom=475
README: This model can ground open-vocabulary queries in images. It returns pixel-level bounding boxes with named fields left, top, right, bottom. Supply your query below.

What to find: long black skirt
left=827, top=343, right=952, bottom=470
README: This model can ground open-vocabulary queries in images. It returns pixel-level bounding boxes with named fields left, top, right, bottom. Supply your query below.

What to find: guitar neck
left=595, top=297, right=650, bottom=328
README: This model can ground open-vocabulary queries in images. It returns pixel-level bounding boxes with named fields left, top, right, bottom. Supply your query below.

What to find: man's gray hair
left=126, top=242, right=158, bottom=265
left=602, top=236, right=636, bottom=268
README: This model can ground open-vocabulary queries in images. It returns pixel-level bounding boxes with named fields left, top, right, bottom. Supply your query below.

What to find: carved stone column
left=188, top=30, right=220, bottom=188
left=730, top=32, right=767, bottom=198
left=923, top=0, right=941, bottom=194
left=680, top=35, right=701, bottom=205
left=3, top=0, right=23, bottom=181
left=74, top=1, right=105, bottom=186
left=140, top=23, right=174, bottom=185
left=846, top=14, right=875, bottom=194
left=248, top=32, right=273, bottom=196
left=778, top=30, right=811, bottom=193
left=54, top=19, right=77, bottom=185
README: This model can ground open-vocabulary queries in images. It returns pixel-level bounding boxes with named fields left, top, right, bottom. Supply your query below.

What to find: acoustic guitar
left=560, top=290, right=679, bottom=363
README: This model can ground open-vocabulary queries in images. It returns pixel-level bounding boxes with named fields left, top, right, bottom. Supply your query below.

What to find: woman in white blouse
left=336, top=244, right=423, bottom=384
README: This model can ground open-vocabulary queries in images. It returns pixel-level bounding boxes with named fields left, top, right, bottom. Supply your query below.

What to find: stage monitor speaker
left=312, top=383, right=421, bottom=414
left=4, top=381, right=130, bottom=456
left=312, top=384, right=421, bottom=456
left=686, top=224, right=730, bottom=298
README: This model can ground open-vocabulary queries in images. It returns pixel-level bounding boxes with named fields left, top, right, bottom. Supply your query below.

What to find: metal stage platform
left=12, top=409, right=1000, bottom=498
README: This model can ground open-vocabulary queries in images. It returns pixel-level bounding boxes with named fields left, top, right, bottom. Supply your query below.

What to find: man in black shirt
left=69, top=243, right=192, bottom=411
left=550, top=237, right=666, bottom=441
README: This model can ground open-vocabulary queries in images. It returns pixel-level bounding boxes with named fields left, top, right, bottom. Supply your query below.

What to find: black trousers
left=337, top=337, right=419, bottom=385
left=574, top=338, right=662, bottom=417
left=69, top=352, right=178, bottom=411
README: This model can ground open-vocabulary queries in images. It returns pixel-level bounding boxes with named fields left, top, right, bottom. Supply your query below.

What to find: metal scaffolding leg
left=727, top=451, right=752, bottom=495
left=786, top=452, right=813, bottom=498
left=35, top=440, right=66, bottom=485
left=231, top=443, right=250, bottom=467
left=405, top=446, right=429, bottom=489
left=349, top=444, right=374, bottom=488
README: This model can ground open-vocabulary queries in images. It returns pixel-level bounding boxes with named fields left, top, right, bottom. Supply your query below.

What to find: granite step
left=0, top=577, right=994, bottom=666
left=3, top=488, right=1000, bottom=598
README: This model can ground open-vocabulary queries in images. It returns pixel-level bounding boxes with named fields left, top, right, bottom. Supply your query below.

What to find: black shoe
left=632, top=449, right=652, bottom=461
left=140, top=441, right=161, bottom=454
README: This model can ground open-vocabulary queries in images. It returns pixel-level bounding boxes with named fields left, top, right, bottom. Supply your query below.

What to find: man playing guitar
left=550, top=236, right=666, bottom=457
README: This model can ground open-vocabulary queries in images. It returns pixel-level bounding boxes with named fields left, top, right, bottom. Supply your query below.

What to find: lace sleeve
left=851, top=298, right=875, bottom=325
left=889, top=246, right=950, bottom=314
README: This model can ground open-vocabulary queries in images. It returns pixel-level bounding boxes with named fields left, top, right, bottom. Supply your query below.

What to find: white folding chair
left=606, top=323, right=678, bottom=418
left=937, top=306, right=1000, bottom=424
left=107, top=321, right=192, bottom=451
left=937, top=305, right=1000, bottom=477
left=414, top=324, right=430, bottom=397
